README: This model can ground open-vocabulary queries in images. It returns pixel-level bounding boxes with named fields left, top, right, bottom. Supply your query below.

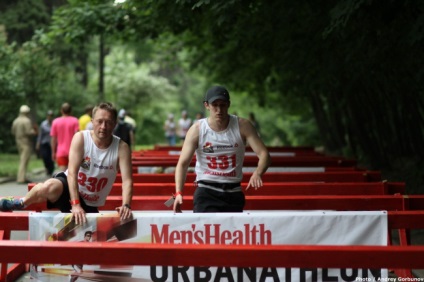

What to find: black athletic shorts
left=47, top=172, right=99, bottom=213
left=193, top=181, right=245, bottom=213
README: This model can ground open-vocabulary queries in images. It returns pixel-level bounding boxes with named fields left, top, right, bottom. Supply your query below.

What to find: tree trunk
left=98, top=33, right=105, bottom=102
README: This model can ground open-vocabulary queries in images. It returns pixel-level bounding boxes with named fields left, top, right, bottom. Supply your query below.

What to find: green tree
left=0, top=29, right=22, bottom=152
left=4, top=0, right=424, bottom=193
left=0, top=0, right=51, bottom=45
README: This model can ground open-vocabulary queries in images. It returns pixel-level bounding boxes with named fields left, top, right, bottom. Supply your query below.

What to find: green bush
left=0, top=153, right=44, bottom=177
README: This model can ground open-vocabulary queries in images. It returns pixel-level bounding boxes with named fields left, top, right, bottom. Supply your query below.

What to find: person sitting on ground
left=0, top=102, right=133, bottom=225
left=173, top=86, right=271, bottom=213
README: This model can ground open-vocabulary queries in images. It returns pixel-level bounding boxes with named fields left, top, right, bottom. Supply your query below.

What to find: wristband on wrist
left=124, top=203, right=131, bottom=209
left=174, top=191, right=183, bottom=197
left=70, top=199, right=80, bottom=206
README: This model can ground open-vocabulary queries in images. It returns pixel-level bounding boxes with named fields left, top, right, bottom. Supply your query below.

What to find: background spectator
left=113, top=109, right=135, bottom=151
left=164, top=113, right=176, bottom=146
left=36, top=110, right=55, bottom=176
left=51, top=103, right=79, bottom=171
left=11, top=105, right=37, bottom=184
left=178, top=110, right=192, bottom=142
left=78, top=105, right=93, bottom=131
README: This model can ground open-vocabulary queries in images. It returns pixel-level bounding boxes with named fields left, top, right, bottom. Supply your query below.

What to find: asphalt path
left=0, top=170, right=49, bottom=196
left=0, top=169, right=50, bottom=281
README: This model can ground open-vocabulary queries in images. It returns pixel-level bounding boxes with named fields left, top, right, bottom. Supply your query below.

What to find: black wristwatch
left=124, top=204, right=131, bottom=209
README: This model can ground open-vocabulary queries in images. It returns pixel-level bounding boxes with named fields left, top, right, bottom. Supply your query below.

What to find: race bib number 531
left=206, top=154, right=236, bottom=170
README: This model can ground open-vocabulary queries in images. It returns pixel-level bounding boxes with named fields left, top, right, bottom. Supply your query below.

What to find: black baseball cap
left=204, top=86, right=230, bottom=103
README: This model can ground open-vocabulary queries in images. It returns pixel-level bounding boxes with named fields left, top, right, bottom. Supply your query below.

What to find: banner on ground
left=29, top=211, right=388, bottom=281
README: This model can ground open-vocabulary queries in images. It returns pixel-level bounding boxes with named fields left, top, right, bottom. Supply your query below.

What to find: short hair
left=85, top=105, right=94, bottom=114
left=61, top=103, right=72, bottom=115
left=84, top=231, right=93, bottom=236
left=92, top=102, right=118, bottom=122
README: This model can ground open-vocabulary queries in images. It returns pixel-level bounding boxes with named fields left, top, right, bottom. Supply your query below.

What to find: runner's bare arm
left=116, top=140, right=133, bottom=220
left=67, top=132, right=86, bottom=224
left=239, top=118, right=271, bottom=190
left=174, top=122, right=199, bottom=212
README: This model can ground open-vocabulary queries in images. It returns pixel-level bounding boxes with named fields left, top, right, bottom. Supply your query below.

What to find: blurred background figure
left=178, top=110, right=192, bottom=142
left=164, top=113, right=176, bottom=146
left=113, top=109, right=135, bottom=151
left=78, top=104, right=93, bottom=130
left=249, top=112, right=261, bottom=136
left=124, top=110, right=136, bottom=131
left=51, top=103, right=79, bottom=172
left=194, top=111, right=204, bottom=123
left=11, top=105, right=37, bottom=184
left=36, top=110, right=55, bottom=176
left=123, top=110, right=137, bottom=147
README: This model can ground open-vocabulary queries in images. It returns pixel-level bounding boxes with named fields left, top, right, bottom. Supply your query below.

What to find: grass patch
left=0, top=154, right=44, bottom=177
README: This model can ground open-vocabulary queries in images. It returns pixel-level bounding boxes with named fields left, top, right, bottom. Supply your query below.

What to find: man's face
left=92, top=109, right=117, bottom=139
left=84, top=233, right=92, bottom=242
left=205, top=99, right=230, bottom=120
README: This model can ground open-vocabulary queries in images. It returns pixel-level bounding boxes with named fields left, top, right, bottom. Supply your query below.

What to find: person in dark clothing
left=36, top=110, right=55, bottom=175
left=113, top=109, right=135, bottom=151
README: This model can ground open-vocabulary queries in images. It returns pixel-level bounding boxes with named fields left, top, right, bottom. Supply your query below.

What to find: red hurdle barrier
left=152, top=145, right=318, bottom=153
left=133, top=150, right=323, bottom=157
left=131, top=156, right=357, bottom=168
left=1, top=211, right=424, bottom=281
left=0, top=241, right=422, bottom=269
left=28, top=181, right=406, bottom=196
left=17, top=189, right=423, bottom=281
left=117, top=171, right=382, bottom=183
left=3, top=144, right=421, bottom=280
left=25, top=194, right=424, bottom=213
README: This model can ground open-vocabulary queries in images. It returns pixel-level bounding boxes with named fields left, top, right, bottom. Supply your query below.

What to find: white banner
left=29, top=211, right=388, bottom=281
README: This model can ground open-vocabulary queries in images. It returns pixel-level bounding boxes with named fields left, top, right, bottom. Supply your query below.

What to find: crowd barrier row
left=1, top=146, right=423, bottom=281
left=1, top=211, right=424, bottom=281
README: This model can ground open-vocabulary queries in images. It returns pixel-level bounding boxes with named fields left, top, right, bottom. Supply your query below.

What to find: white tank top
left=195, top=115, right=245, bottom=183
left=66, top=130, right=120, bottom=206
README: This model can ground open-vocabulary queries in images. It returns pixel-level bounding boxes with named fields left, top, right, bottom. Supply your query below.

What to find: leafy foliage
left=0, top=0, right=50, bottom=45
left=2, top=0, right=424, bottom=192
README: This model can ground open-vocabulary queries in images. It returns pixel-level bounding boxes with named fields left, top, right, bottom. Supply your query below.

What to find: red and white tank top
left=195, top=115, right=245, bottom=183
left=66, top=130, right=120, bottom=206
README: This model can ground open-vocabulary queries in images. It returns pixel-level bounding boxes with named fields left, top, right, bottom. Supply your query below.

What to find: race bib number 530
left=78, top=172, right=108, bottom=192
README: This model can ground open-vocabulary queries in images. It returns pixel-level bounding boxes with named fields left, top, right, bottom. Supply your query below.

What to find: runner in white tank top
left=1, top=103, right=134, bottom=225
left=174, top=86, right=271, bottom=213
left=195, top=114, right=245, bottom=184
left=68, top=130, right=120, bottom=206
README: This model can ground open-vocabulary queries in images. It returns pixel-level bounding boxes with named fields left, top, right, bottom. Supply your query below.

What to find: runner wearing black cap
left=173, top=86, right=271, bottom=213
